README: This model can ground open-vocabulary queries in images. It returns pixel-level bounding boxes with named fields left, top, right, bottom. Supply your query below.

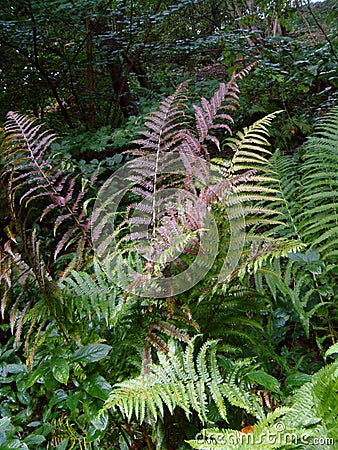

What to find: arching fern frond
left=101, top=338, right=263, bottom=425
left=211, top=112, right=304, bottom=275
left=213, top=112, right=285, bottom=238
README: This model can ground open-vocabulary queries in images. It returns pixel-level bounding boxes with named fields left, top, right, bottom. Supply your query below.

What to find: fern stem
left=122, top=419, right=139, bottom=450
left=141, top=424, right=152, bottom=450
left=152, top=129, right=162, bottom=239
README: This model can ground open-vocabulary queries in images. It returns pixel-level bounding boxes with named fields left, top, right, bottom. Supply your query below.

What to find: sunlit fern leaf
left=96, top=70, right=300, bottom=295
left=238, top=237, right=305, bottom=277
left=221, top=358, right=264, bottom=420
left=214, top=113, right=286, bottom=233
left=283, top=354, right=338, bottom=437
left=225, top=111, right=283, bottom=176
left=211, top=112, right=303, bottom=275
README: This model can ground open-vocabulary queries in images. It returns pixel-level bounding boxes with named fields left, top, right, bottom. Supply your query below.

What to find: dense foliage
left=0, top=0, right=337, bottom=449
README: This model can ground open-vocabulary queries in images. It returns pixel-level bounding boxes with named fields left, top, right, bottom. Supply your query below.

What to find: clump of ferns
left=187, top=344, right=338, bottom=449
left=91, top=66, right=305, bottom=370
left=248, top=107, right=338, bottom=348
left=109, top=69, right=248, bottom=266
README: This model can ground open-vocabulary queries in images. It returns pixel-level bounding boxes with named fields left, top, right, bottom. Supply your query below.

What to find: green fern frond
left=187, top=282, right=269, bottom=349
left=266, top=151, right=303, bottom=242
left=225, top=111, right=283, bottom=175
left=101, top=338, right=263, bottom=425
left=61, top=257, right=126, bottom=328
left=284, top=360, right=338, bottom=436
left=239, top=237, right=306, bottom=277
left=268, top=106, right=338, bottom=262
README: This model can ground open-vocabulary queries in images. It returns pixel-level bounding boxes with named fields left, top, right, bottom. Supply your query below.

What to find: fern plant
left=212, top=113, right=305, bottom=278
left=264, top=106, right=338, bottom=261
left=0, top=113, right=97, bottom=347
left=253, top=107, right=338, bottom=343
left=2, top=112, right=95, bottom=262
left=262, top=107, right=338, bottom=263
left=298, top=107, right=338, bottom=259
left=60, top=257, right=127, bottom=329
left=187, top=345, right=338, bottom=449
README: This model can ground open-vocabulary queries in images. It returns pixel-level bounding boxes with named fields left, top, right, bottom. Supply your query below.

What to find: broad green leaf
left=83, top=374, right=112, bottom=401
left=17, top=390, right=30, bottom=405
left=51, top=358, right=69, bottom=384
left=23, top=435, right=46, bottom=445
left=86, top=424, right=105, bottom=443
left=49, top=389, right=68, bottom=407
left=71, top=344, right=111, bottom=363
left=247, top=371, right=280, bottom=392
left=91, top=410, right=108, bottom=431
left=0, top=417, right=11, bottom=430
left=65, top=392, right=81, bottom=412
left=5, top=364, right=28, bottom=374
left=285, top=372, right=312, bottom=387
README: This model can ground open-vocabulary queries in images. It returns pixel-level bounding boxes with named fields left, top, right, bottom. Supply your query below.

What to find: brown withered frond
left=3, top=112, right=95, bottom=265
left=0, top=113, right=97, bottom=347
left=132, top=82, right=189, bottom=155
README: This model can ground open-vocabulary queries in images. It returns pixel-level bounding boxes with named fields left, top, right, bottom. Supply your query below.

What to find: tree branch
left=306, top=0, right=338, bottom=63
